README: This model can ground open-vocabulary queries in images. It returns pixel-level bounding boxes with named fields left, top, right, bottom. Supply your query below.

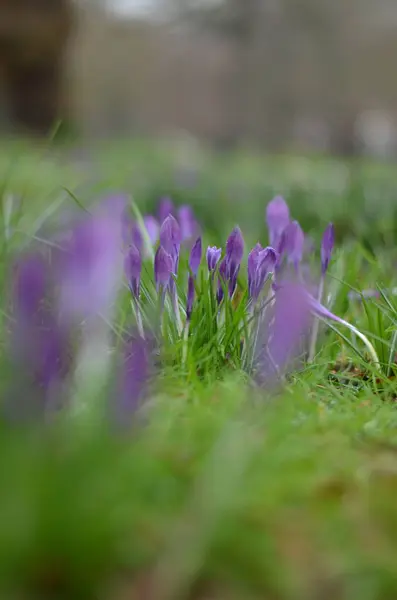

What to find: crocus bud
left=189, top=237, right=202, bottom=277
left=247, top=243, right=262, bottom=299
left=159, top=214, right=182, bottom=259
left=59, top=207, right=124, bottom=321
left=248, top=245, right=277, bottom=302
left=266, top=196, right=290, bottom=250
left=131, top=222, right=144, bottom=252
left=158, top=197, right=175, bottom=224
left=321, top=223, right=335, bottom=274
left=154, top=246, right=173, bottom=290
left=217, top=258, right=228, bottom=304
left=282, top=220, right=304, bottom=267
left=226, top=227, right=244, bottom=269
left=124, top=244, right=142, bottom=299
left=226, top=226, right=244, bottom=297
left=206, top=246, right=222, bottom=273
left=186, top=276, right=195, bottom=321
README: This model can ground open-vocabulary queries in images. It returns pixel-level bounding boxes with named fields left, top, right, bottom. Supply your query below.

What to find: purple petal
left=117, top=334, right=149, bottom=421
left=124, top=244, right=142, bottom=299
left=321, top=223, right=335, bottom=274
left=206, top=246, right=222, bottom=272
left=257, top=281, right=311, bottom=385
left=59, top=207, right=124, bottom=320
left=217, top=257, right=228, bottom=304
left=158, top=197, right=175, bottom=224
left=159, top=214, right=182, bottom=257
left=248, top=243, right=262, bottom=298
left=131, top=222, right=144, bottom=251
left=154, top=246, right=173, bottom=290
left=282, top=220, right=305, bottom=267
left=13, top=253, right=47, bottom=321
left=226, top=227, right=244, bottom=269
left=266, top=196, right=290, bottom=249
left=186, top=275, right=195, bottom=320
left=308, top=294, right=343, bottom=324
left=189, top=237, right=202, bottom=277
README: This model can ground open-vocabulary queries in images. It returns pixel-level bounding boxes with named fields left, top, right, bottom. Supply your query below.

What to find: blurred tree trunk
left=0, top=0, right=73, bottom=135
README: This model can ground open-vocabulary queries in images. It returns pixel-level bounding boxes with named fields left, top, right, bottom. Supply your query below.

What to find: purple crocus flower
left=321, top=223, right=335, bottom=274
left=158, top=197, right=175, bottom=224
left=154, top=246, right=173, bottom=290
left=116, top=333, right=149, bottom=424
left=189, top=237, right=202, bottom=277
left=206, top=246, right=222, bottom=273
left=143, top=215, right=160, bottom=245
left=159, top=214, right=182, bottom=261
left=178, top=205, right=197, bottom=242
left=256, top=280, right=311, bottom=386
left=247, top=244, right=262, bottom=297
left=124, top=244, right=142, bottom=299
left=13, top=253, right=47, bottom=321
left=217, top=257, right=228, bottom=305
left=248, top=245, right=277, bottom=302
left=186, top=237, right=202, bottom=320
left=266, top=196, right=290, bottom=250
left=131, top=222, right=144, bottom=252
left=8, top=252, right=71, bottom=417
left=59, top=206, right=124, bottom=321
left=282, top=220, right=304, bottom=268
left=225, top=226, right=244, bottom=296
left=121, top=205, right=133, bottom=246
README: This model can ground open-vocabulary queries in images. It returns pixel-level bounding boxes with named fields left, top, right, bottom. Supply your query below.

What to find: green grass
left=1, top=141, right=397, bottom=599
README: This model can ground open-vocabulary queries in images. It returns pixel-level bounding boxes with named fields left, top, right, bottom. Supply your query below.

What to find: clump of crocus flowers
left=123, top=194, right=380, bottom=381
left=4, top=192, right=381, bottom=423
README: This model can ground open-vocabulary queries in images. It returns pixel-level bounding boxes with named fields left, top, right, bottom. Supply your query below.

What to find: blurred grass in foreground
left=1, top=141, right=397, bottom=599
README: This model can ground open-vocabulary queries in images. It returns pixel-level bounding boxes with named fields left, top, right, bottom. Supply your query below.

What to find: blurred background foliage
left=1, top=0, right=397, bottom=159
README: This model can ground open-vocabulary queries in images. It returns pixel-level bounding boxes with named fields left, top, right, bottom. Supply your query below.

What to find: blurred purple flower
left=13, top=253, right=47, bottom=322
left=143, top=215, right=160, bottom=245
left=206, top=246, right=222, bottom=273
left=256, top=281, right=311, bottom=385
left=266, top=196, right=290, bottom=250
left=124, top=244, right=142, bottom=299
left=59, top=206, right=124, bottom=321
left=178, top=205, right=198, bottom=242
left=158, top=197, right=175, bottom=224
left=116, top=334, right=149, bottom=422
left=225, top=226, right=244, bottom=296
left=8, top=253, right=71, bottom=416
left=282, top=220, right=304, bottom=268
left=131, top=222, right=144, bottom=251
left=321, top=223, right=335, bottom=274
left=154, top=246, right=173, bottom=290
